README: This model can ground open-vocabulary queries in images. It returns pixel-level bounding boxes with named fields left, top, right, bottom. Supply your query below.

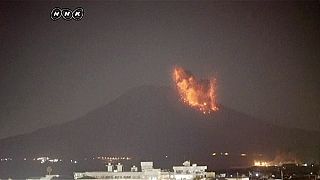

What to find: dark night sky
left=0, top=1, right=319, bottom=139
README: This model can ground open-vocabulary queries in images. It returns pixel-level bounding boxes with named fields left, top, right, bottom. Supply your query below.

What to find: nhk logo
left=51, top=7, right=84, bottom=21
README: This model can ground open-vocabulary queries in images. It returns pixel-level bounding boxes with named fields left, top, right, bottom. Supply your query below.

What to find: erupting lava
left=172, top=67, right=218, bottom=114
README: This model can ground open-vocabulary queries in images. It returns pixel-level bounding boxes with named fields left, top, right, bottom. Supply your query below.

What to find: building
left=74, top=161, right=214, bottom=180
left=173, top=161, right=208, bottom=180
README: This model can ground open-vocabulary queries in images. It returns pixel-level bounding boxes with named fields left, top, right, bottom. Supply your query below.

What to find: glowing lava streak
left=173, top=67, right=218, bottom=114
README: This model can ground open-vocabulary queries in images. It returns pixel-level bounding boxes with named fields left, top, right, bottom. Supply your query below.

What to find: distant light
left=240, top=153, right=246, bottom=157
left=254, top=160, right=270, bottom=167
left=302, top=163, right=307, bottom=167
left=255, top=173, right=259, bottom=177
left=212, top=153, right=216, bottom=156
left=224, top=152, right=229, bottom=156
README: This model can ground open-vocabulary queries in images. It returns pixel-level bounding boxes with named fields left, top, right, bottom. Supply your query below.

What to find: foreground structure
left=74, top=161, right=215, bottom=180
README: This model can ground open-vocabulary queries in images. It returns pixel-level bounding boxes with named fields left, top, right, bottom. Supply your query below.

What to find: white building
left=74, top=161, right=214, bottom=180
left=173, top=161, right=207, bottom=180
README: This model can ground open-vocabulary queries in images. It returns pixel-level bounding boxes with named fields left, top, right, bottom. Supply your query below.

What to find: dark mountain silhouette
left=0, top=85, right=319, bottom=170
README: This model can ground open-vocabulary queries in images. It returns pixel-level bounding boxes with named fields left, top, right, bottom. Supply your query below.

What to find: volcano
left=0, top=85, right=319, bottom=171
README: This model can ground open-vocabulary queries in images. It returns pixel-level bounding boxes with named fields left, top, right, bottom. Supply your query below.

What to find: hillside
left=0, top=85, right=318, bottom=170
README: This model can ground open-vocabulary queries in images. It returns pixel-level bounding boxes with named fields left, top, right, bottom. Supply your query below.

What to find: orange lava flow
left=172, top=67, right=218, bottom=114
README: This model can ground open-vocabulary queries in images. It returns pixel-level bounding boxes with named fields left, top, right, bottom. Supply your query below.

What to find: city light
left=254, top=160, right=271, bottom=167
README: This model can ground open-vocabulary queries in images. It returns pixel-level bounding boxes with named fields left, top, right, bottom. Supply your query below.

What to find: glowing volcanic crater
left=172, top=67, right=218, bottom=114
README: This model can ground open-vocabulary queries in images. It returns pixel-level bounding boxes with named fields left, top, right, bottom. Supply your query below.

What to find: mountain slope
left=0, top=85, right=319, bottom=169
